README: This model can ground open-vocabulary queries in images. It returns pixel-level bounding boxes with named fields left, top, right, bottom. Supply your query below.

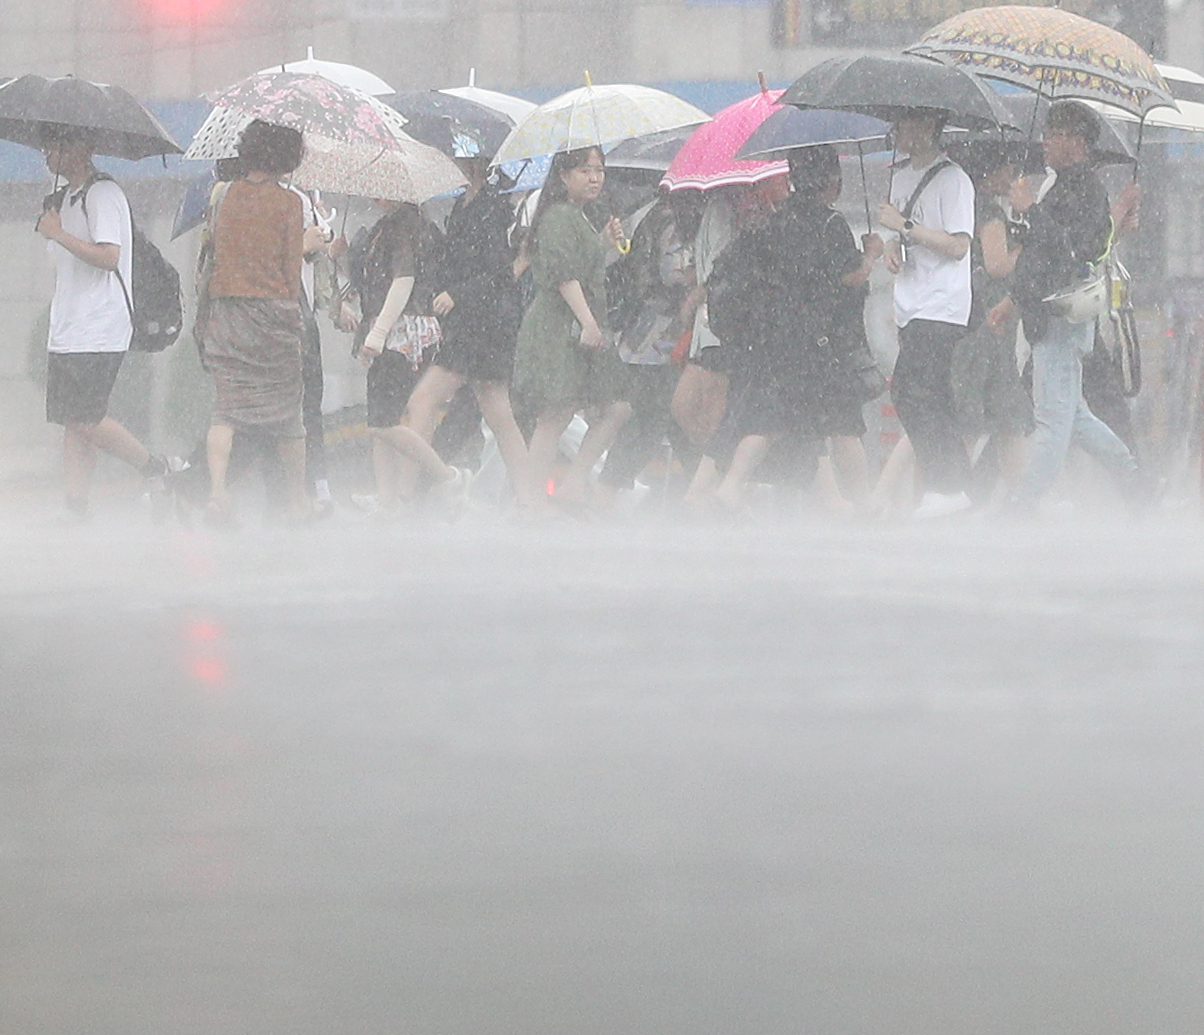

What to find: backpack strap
left=901, top=158, right=953, bottom=221
left=73, top=172, right=136, bottom=326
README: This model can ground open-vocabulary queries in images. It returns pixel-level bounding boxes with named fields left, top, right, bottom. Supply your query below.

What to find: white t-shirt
left=48, top=178, right=134, bottom=354
left=889, top=156, right=975, bottom=329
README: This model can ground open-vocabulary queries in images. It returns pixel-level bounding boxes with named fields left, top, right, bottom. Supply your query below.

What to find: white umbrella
left=440, top=68, right=536, bottom=124
left=1088, top=64, right=1204, bottom=134
left=258, top=47, right=393, bottom=97
left=491, top=80, right=710, bottom=167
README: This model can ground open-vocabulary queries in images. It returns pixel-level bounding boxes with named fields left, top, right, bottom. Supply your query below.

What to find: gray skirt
left=206, top=297, right=305, bottom=438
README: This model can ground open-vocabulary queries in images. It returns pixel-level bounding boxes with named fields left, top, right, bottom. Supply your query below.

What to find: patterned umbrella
left=661, top=88, right=788, bottom=192
left=205, top=72, right=411, bottom=149
left=289, top=132, right=466, bottom=203
left=185, top=82, right=465, bottom=203
left=491, top=82, right=709, bottom=167
left=906, top=5, right=1175, bottom=117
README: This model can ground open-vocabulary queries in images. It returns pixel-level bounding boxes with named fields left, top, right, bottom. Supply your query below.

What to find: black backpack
left=79, top=174, right=183, bottom=353
left=705, top=225, right=775, bottom=351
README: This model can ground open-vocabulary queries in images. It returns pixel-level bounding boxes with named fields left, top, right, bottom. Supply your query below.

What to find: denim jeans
left=1018, top=314, right=1137, bottom=503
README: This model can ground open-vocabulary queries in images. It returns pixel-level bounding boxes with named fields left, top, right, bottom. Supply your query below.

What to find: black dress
left=726, top=196, right=861, bottom=439
left=434, top=185, right=522, bottom=383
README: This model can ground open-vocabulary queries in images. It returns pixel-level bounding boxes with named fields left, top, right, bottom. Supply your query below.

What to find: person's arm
left=979, top=217, right=1020, bottom=279
left=876, top=202, right=970, bottom=261
left=283, top=193, right=305, bottom=298
left=558, top=280, right=604, bottom=348
left=841, top=233, right=884, bottom=287
left=360, top=276, right=415, bottom=360
left=36, top=207, right=119, bottom=271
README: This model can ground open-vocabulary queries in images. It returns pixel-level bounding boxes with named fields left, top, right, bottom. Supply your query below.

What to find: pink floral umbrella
left=661, top=87, right=788, bottom=191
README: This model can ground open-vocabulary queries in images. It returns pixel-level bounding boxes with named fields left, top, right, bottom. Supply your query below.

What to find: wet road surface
left=3, top=507, right=1204, bottom=1034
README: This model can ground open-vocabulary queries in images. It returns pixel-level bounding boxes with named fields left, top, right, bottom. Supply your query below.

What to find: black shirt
left=1011, top=161, right=1111, bottom=339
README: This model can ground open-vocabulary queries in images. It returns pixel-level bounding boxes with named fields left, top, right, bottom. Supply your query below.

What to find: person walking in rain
left=878, top=108, right=976, bottom=518
left=985, top=101, right=1142, bottom=512
left=35, top=124, right=173, bottom=520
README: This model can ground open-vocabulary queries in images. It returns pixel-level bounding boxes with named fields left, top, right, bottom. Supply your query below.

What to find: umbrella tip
left=757, top=70, right=768, bottom=95
left=584, top=70, right=593, bottom=88
left=308, top=46, right=315, bottom=60
left=469, top=67, right=476, bottom=87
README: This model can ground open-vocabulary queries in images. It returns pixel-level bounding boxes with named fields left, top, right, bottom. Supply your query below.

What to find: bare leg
left=558, top=400, right=632, bottom=504
left=63, top=424, right=98, bottom=506
left=671, top=363, right=728, bottom=447
left=372, top=435, right=401, bottom=509
left=997, top=434, right=1029, bottom=498
left=829, top=435, right=871, bottom=506
left=405, top=365, right=465, bottom=441
left=82, top=416, right=151, bottom=470
left=474, top=380, right=535, bottom=507
left=813, top=455, right=856, bottom=515
left=527, top=408, right=575, bottom=509
left=685, top=454, right=721, bottom=506
left=276, top=436, right=310, bottom=517
left=372, top=424, right=454, bottom=486
left=714, top=434, right=772, bottom=511
left=869, top=434, right=915, bottom=518
left=206, top=424, right=235, bottom=510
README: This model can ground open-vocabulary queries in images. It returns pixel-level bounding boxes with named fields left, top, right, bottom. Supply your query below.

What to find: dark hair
left=896, top=108, right=949, bottom=142
left=1046, top=100, right=1100, bottom=147
left=236, top=120, right=304, bottom=177
left=528, top=146, right=604, bottom=253
left=955, top=142, right=1026, bottom=187
left=787, top=144, right=840, bottom=196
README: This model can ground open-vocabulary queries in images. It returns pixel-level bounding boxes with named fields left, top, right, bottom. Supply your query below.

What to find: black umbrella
left=997, top=92, right=1135, bottom=169
left=0, top=74, right=181, bottom=160
left=605, top=126, right=693, bottom=172
left=780, top=54, right=1015, bottom=132
left=383, top=90, right=514, bottom=158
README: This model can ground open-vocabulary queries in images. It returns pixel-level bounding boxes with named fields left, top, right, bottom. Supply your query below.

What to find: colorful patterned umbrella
left=491, top=82, right=709, bottom=167
left=661, top=88, right=788, bottom=191
left=185, top=80, right=465, bottom=203
left=906, top=5, right=1175, bottom=117
left=205, top=72, right=411, bottom=149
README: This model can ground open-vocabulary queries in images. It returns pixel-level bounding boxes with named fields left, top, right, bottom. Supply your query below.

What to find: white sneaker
left=431, top=467, right=473, bottom=523
left=351, top=493, right=405, bottom=521
left=913, top=491, right=972, bottom=520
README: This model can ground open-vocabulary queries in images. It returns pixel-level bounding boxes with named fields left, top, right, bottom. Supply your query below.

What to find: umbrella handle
left=858, top=143, right=871, bottom=230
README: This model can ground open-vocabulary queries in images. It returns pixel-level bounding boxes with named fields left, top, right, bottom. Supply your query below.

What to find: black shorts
left=45, top=351, right=125, bottom=426
left=366, top=349, right=424, bottom=428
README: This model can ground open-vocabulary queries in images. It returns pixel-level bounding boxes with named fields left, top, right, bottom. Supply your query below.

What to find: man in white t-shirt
left=877, top=109, right=976, bottom=516
left=35, top=124, right=168, bottom=519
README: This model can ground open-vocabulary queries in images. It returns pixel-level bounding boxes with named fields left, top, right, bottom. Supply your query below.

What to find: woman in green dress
left=512, top=146, right=630, bottom=510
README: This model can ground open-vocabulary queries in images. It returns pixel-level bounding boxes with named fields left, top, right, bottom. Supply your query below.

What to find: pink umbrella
left=661, top=86, right=789, bottom=191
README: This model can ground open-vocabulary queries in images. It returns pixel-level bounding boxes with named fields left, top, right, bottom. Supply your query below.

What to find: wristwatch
left=901, top=218, right=915, bottom=239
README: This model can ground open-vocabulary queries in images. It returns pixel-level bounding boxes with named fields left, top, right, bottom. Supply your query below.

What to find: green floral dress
left=512, top=201, right=627, bottom=415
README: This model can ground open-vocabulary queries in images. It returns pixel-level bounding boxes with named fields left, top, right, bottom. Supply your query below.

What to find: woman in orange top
left=203, top=120, right=307, bottom=524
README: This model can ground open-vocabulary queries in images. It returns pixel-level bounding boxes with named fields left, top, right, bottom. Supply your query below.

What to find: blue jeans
left=1018, top=315, right=1136, bottom=503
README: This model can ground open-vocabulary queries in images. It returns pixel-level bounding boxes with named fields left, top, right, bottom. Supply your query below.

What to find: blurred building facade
left=0, top=0, right=1179, bottom=102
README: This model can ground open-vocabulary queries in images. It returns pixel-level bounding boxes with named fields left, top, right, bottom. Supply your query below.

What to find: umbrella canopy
left=384, top=90, right=515, bottom=158
left=736, top=106, right=889, bottom=161
left=289, top=132, right=466, bottom=203
left=257, top=48, right=393, bottom=96
left=0, top=74, right=182, bottom=160
left=605, top=126, right=693, bottom=172
left=491, top=82, right=710, bottom=167
left=906, top=5, right=1174, bottom=117
left=205, top=72, right=410, bottom=150
left=989, top=92, right=1135, bottom=169
left=780, top=53, right=1015, bottom=131
left=440, top=72, right=537, bottom=124
left=441, top=86, right=537, bottom=125
left=661, top=88, right=788, bottom=191
left=185, top=78, right=465, bottom=204
left=1091, top=63, right=1204, bottom=134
